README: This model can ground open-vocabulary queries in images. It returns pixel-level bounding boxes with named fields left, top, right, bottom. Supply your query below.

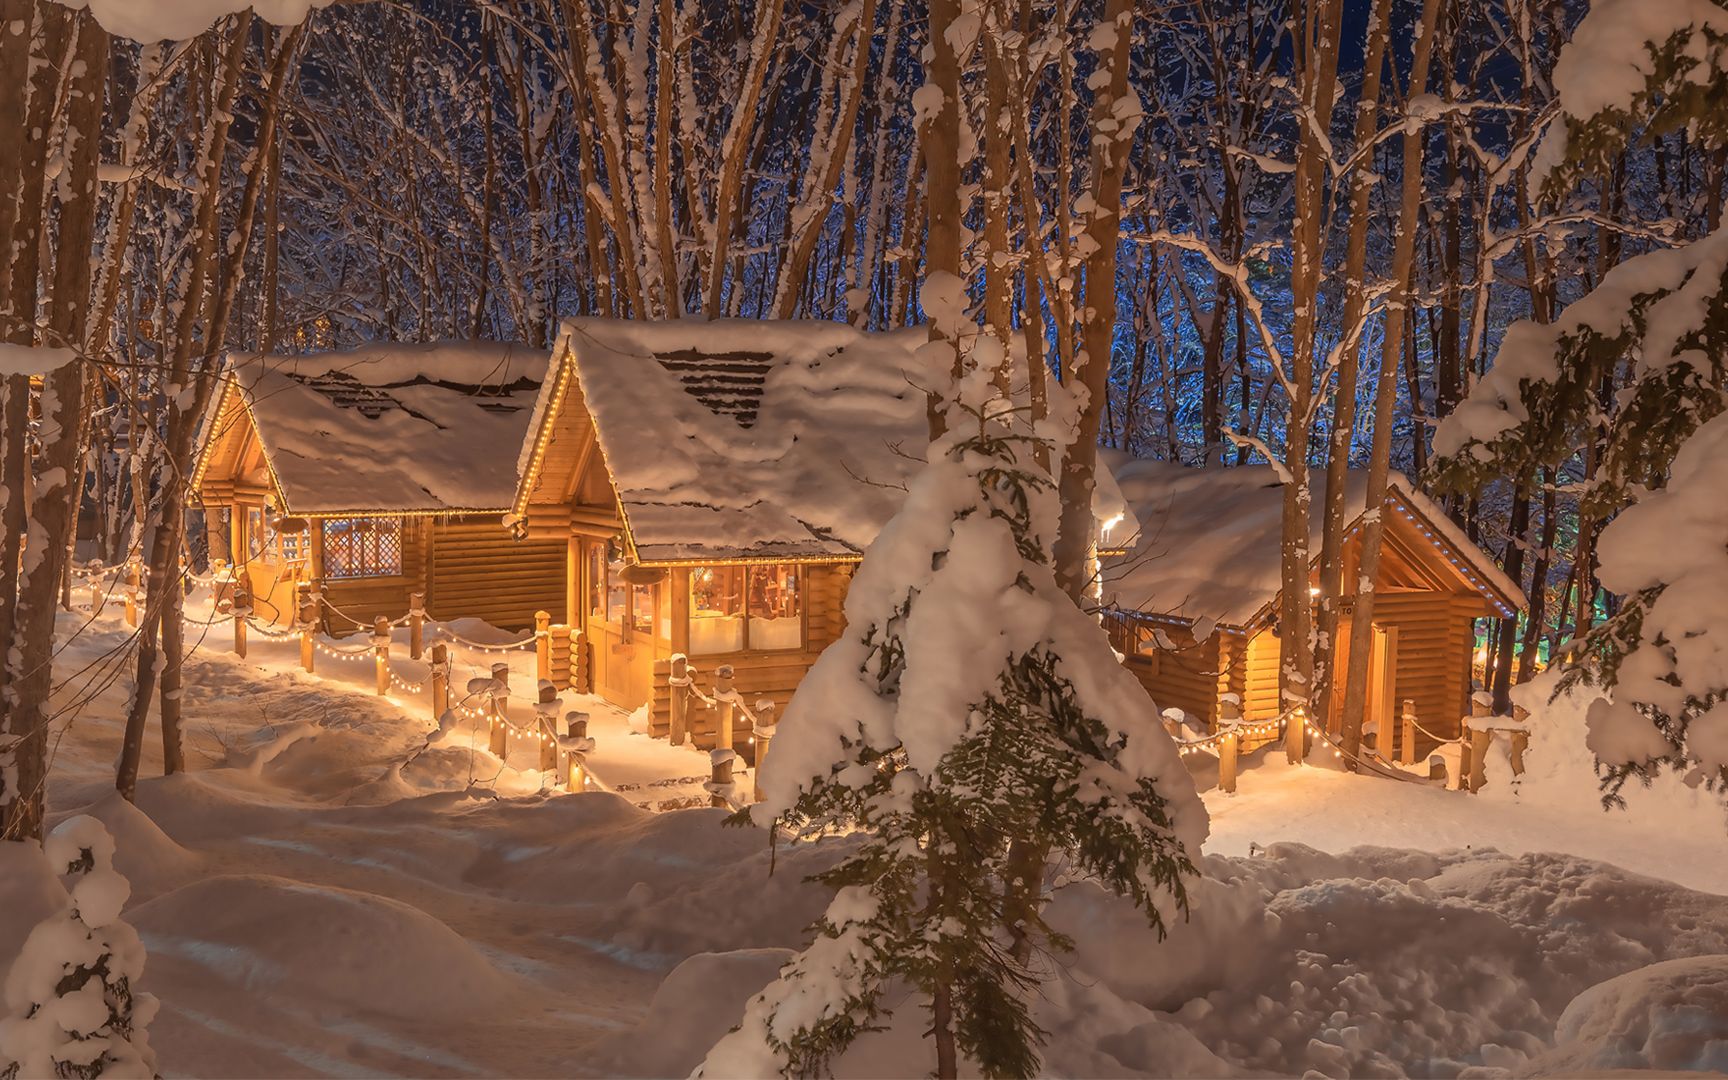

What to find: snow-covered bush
left=0, top=817, right=158, bottom=1080
left=699, top=423, right=1206, bottom=1078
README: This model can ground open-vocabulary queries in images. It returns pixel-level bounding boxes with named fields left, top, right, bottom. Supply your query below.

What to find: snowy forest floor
left=4, top=598, right=1728, bottom=1077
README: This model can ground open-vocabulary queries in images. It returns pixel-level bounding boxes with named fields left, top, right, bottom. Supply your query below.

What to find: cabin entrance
left=581, top=540, right=663, bottom=711
left=234, top=501, right=309, bottom=627
left=1329, top=617, right=1398, bottom=750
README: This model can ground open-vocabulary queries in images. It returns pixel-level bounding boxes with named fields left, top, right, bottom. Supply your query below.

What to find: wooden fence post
left=124, top=559, right=140, bottom=627
left=489, top=661, right=511, bottom=758
left=231, top=585, right=250, bottom=658
left=752, top=699, right=777, bottom=802
left=669, top=653, right=690, bottom=746
left=1466, top=692, right=1491, bottom=792
left=430, top=642, right=450, bottom=721
left=714, top=664, right=736, bottom=753
left=298, top=591, right=316, bottom=674
left=707, top=749, right=735, bottom=809
left=1219, top=731, right=1239, bottom=794
left=373, top=616, right=391, bottom=696
left=537, top=680, right=560, bottom=774
left=409, top=591, right=425, bottom=660
left=565, top=711, right=594, bottom=791
left=535, top=610, right=552, bottom=682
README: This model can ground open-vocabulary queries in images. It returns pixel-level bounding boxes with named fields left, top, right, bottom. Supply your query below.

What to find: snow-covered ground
left=5, top=595, right=1727, bottom=1077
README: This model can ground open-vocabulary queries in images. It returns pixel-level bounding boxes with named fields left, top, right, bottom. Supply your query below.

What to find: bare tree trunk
left=2, top=9, right=105, bottom=842
left=1281, top=0, right=1346, bottom=761
left=1313, top=0, right=1391, bottom=746
left=919, top=0, right=965, bottom=436
left=1339, top=0, right=1443, bottom=764
left=702, top=0, right=783, bottom=317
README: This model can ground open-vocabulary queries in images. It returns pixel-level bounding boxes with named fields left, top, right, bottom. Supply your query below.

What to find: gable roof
left=516, top=318, right=935, bottom=564
left=1099, top=457, right=1523, bottom=628
left=196, top=341, right=550, bottom=516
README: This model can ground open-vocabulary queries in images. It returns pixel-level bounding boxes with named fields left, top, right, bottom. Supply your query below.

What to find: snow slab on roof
left=556, top=318, right=935, bottom=563
left=1099, top=458, right=1521, bottom=627
left=228, top=341, right=550, bottom=514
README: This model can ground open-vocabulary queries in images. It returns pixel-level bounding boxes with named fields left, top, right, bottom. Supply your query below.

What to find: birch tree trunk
left=2, top=8, right=106, bottom=842
left=1053, top=0, right=1136, bottom=600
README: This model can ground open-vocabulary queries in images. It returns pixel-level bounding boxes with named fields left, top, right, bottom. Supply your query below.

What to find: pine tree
left=0, top=816, right=158, bottom=1079
left=1431, top=0, right=1728, bottom=807
left=698, top=412, right=1206, bottom=1079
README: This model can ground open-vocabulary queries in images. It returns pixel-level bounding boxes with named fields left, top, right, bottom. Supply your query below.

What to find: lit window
left=688, top=564, right=802, bottom=653
left=689, top=565, right=745, bottom=654
left=322, top=517, right=403, bottom=579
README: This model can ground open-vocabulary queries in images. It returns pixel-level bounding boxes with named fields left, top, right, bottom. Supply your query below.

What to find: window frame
left=687, top=563, right=806, bottom=655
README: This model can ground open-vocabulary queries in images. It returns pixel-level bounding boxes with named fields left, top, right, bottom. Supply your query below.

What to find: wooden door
left=583, top=541, right=656, bottom=711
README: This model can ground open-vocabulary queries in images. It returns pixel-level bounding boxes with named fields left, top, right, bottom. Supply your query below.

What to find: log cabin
left=1099, top=457, right=1524, bottom=760
left=511, top=318, right=937, bottom=750
left=192, top=341, right=566, bottom=633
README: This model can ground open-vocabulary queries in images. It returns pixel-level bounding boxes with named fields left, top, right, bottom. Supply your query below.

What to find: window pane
left=689, top=565, right=745, bottom=655
left=322, top=517, right=402, bottom=579
left=632, top=584, right=655, bottom=635
left=748, top=565, right=802, bottom=650
left=587, top=546, right=606, bottom=622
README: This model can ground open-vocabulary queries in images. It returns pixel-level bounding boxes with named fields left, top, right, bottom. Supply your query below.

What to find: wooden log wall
left=1122, top=635, right=1222, bottom=729
left=427, top=518, right=566, bottom=631
left=1368, top=591, right=1475, bottom=757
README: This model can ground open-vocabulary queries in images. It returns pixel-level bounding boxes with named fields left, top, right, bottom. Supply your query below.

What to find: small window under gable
left=322, top=517, right=403, bottom=579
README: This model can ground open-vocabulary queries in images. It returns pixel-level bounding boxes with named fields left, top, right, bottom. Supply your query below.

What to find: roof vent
left=654, top=348, right=775, bottom=428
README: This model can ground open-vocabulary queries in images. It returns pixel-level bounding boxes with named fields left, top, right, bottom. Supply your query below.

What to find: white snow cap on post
left=53, top=0, right=331, bottom=41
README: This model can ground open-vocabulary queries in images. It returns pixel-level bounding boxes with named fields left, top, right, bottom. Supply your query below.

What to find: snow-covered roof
left=1099, top=458, right=1523, bottom=627
left=525, top=318, right=935, bottom=564
left=209, top=341, right=551, bottom=515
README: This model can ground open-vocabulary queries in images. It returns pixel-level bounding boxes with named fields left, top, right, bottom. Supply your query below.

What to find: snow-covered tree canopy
left=53, top=0, right=331, bottom=41
left=1434, top=0, right=1728, bottom=805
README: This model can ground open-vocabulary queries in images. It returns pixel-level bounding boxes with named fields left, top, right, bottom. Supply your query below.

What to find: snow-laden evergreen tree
left=698, top=390, right=1206, bottom=1078
left=1432, top=0, right=1728, bottom=806
left=0, top=816, right=158, bottom=1079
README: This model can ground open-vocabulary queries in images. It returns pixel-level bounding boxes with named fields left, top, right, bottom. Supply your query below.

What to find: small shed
left=1099, top=458, right=1523, bottom=759
left=193, top=341, right=566, bottom=632
left=513, top=317, right=935, bottom=743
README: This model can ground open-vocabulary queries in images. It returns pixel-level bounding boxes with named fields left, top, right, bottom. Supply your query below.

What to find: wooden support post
left=669, top=653, right=690, bottom=746
left=714, top=664, right=736, bottom=753
left=1219, top=731, right=1238, bottom=794
left=373, top=616, right=391, bottom=696
left=1466, top=691, right=1492, bottom=792
left=1469, top=727, right=1492, bottom=793
left=1400, top=699, right=1418, bottom=766
left=708, top=749, right=735, bottom=809
left=232, top=586, right=250, bottom=658
left=1509, top=704, right=1530, bottom=777
left=537, top=681, right=559, bottom=774
left=89, top=576, right=103, bottom=616
left=409, top=591, right=425, bottom=660
left=489, top=661, right=511, bottom=758
left=564, top=713, right=594, bottom=792
left=430, top=642, right=450, bottom=722
left=535, top=610, right=552, bottom=682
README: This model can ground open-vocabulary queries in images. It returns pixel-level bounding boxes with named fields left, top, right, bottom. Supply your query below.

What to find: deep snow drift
left=4, top=601, right=1727, bottom=1077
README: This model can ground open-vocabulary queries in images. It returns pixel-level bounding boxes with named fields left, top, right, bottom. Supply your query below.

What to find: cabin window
left=604, top=555, right=629, bottom=625
left=688, top=564, right=802, bottom=654
left=321, top=517, right=403, bottom=579
left=689, top=566, right=746, bottom=653
left=245, top=508, right=265, bottom=560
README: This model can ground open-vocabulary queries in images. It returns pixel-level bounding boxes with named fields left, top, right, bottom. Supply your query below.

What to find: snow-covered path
left=8, top=603, right=1728, bottom=1077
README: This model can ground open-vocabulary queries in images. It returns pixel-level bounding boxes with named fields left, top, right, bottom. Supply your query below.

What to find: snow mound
left=0, top=844, right=64, bottom=1010
left=54, top=793, right=200, bottom=901
left=128, top=875, right=525, bottom=1019
left=590, top=949, right=795, bottom=1077
left=1541, top=955, right=1728, bottom=1075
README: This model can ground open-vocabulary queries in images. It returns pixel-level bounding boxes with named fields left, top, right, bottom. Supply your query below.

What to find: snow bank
left=1540, top=954, right=1728, bottom=1074
left=0, top=844, right=65, bottom=1008
left=49, top=794, right=201, bottom=902
left=588, top=949, right=796, bottom=1077
left=129, top=875, right=526, bottom=1020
